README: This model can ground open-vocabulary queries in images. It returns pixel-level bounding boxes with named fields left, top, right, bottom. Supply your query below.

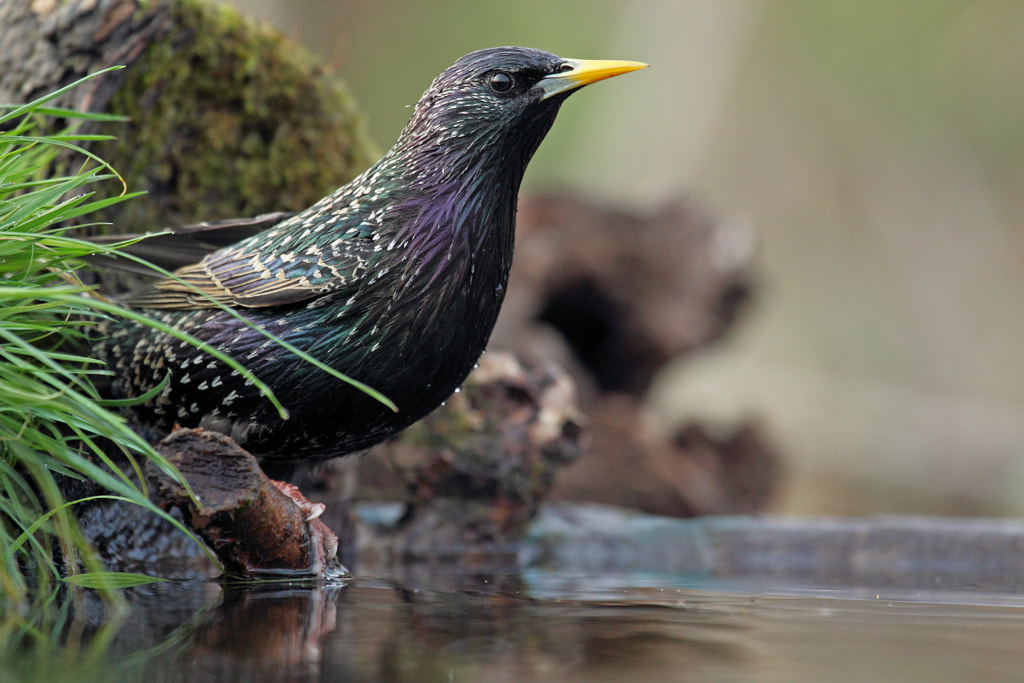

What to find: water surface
left=14, top=509, right=1024, bottom=682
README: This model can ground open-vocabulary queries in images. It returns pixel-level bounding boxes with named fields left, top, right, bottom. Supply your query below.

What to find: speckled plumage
left=93, top=47, right=645, bottom=462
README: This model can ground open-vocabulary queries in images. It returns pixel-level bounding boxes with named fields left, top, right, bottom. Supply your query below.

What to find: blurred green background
left=227, top=0, right=1024, bottom=516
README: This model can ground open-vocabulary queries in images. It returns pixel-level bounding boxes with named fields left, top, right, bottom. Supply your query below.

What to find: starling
left=94, top=47, right=646, bottom=463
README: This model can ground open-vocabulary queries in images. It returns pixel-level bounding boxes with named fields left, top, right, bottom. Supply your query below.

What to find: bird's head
left=395, top=47, right=647, bottom=182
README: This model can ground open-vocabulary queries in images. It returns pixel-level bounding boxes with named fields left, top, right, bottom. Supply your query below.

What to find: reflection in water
left=19, top=513, right=1024, bottom=681
left=38, top=569, right=1024, bottom=683
left=189, top=585, right=343, bottom=681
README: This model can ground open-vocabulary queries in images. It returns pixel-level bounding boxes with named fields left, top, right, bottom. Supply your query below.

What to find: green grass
left=0, top=69, right=213, bottom=673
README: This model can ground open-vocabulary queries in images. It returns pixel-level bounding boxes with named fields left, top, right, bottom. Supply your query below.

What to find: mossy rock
left=104, top=0, right=376, bottom=229
left=0, top=0, right=377, bottom=230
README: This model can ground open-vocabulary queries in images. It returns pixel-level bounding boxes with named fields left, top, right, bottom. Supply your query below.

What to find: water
left=44, top=573, right=1024, bottom=682
left=12, top=509, right=1024, bottom=682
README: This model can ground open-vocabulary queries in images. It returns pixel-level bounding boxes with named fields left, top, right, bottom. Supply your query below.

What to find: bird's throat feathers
left=374, top=99, right=561, bottom=280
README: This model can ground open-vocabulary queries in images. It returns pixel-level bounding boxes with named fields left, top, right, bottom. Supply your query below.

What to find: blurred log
left=550, top=397, right=780, bottom=517
left=490, top=193, right=778, bottom=517
left=355, top=352, right=584, bottom=562
left=493, top=193, right=755, bottom=397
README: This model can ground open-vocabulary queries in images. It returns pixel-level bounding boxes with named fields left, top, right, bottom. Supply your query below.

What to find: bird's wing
left=86, top=212, right=296, bottom=276
left=123, top=223, right=374, bottom=310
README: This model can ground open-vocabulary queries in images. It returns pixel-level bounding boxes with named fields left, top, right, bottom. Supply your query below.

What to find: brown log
left=148, top=428, right=345, bottom=578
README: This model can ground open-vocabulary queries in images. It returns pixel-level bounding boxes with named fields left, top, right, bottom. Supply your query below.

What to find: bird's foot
left=271, top=480, right=327, bottom=521
left=271, top=479, right=342, bottom=577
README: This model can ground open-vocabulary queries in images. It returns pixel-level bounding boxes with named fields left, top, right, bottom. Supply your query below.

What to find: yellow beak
left=537, top=58, right=648, bottom=100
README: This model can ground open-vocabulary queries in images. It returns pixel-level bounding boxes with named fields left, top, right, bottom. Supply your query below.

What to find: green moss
left=92, top=0, right=376, bottom=231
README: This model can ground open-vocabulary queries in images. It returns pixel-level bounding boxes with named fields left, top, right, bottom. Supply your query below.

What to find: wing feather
left=122, top=224, right=374, bottom=310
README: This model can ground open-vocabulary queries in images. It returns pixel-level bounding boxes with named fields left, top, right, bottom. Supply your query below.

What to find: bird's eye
left=489, top=71, right=514, bottom=93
